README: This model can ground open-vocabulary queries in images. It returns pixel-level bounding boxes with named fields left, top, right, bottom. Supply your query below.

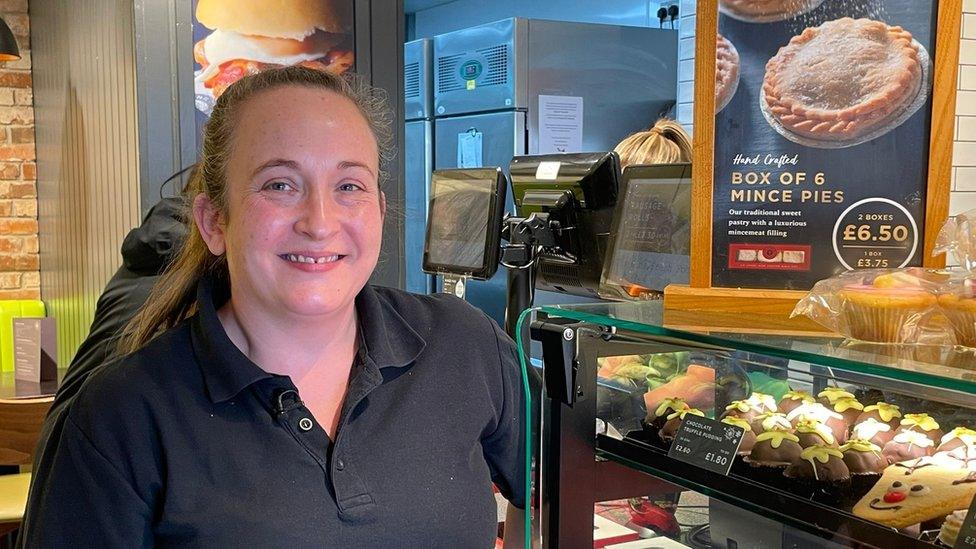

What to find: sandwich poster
left=191, top=0, right=355, bottom=133
left=710, top=0, right=936, bottom=290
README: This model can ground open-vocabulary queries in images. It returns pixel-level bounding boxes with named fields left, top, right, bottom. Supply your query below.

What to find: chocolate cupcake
left=777, top=390, right=814, bottom=415
left=648, top=397, right=690, bottom=430
left=817, top=387, right=856, bottom=407
left=882, top=430, right=935, bottom=463
left=895, top=413, right=943, bottom=443
left=750, top=412, right=793, bottom=435
left=660, top=408, right=706, bottom=443
left=851, top=418, right=895, bottom=448
left=787, top=402, right=848, bottom=444
left=746, top=431, right=803, bottom=485
left=745, top=392, right=778, bottom=414
left=935, top=427, right=976, bottom=461
left=831, top=397, right=864, bottom=428
left=841, top=439, right=887, bottom=497
left=855, top=402, right=902, bottom=430
left=795, top=419, right=838, bottom=448
left=722, top=400, right=761, bottom=423
left=785, top=445, right=851, bottom=502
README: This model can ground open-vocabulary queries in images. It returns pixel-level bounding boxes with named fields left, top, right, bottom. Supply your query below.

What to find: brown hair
left=118, top=66, right=393, bottom=354
left=614, top=118, right=692, bottom=168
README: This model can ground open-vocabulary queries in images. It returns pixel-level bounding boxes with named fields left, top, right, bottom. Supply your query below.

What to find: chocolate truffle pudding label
left=668, top=415, right=743, bottom=476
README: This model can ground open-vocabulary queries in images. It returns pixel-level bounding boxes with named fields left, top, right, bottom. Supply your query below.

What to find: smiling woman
left=21, top=66, right=526, bottom=548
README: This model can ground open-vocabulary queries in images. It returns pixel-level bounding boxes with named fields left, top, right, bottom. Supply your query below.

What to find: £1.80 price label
left=832, top=198, right=919, bottom=271
left=667, top=415, right=744, bottom=476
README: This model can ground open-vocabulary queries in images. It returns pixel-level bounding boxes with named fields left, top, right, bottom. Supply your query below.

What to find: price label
left=955, top=496, right=976, bottom=549
left=667, top=415, right=744, bottom=476
left=831, top=197, right=919, bottom=271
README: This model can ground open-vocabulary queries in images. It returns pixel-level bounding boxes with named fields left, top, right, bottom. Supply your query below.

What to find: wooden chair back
left=0, top=397, right=53, bottom=467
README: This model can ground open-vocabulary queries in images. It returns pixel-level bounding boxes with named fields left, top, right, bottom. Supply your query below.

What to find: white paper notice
left=538, top=95, right=583, bottom=154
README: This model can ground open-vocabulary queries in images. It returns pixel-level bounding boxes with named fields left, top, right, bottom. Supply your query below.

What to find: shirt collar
left=191, top=275, right=427, bottom=404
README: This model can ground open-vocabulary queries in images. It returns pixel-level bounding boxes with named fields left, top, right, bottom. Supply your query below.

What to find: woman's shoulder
left=368, top=285, right=499, bottom=334
left=66, top=322, right=197, bottom=433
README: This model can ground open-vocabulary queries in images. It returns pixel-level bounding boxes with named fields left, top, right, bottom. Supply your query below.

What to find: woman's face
left=197, top=85, right=384, bottom=320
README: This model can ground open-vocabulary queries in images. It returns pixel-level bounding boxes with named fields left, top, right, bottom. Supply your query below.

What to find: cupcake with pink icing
left=837, top=270, right=939, bottom=343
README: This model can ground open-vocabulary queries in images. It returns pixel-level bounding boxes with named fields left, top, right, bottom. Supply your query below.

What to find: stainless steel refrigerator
left=432, top=17, right=678, bottom=325
left=404, top=39, right=434, bottom=294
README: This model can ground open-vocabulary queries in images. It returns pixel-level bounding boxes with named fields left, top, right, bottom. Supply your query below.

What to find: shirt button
left=298, top=417, right=313, bottom=432
left=336, top=458, right=346, bottom=471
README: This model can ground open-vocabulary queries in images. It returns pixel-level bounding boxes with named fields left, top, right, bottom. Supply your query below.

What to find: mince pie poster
left=711, top=0, right=936, bottom=290
left=190, top=0, right=356, bottom=136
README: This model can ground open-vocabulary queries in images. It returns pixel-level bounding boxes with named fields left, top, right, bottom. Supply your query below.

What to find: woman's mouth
left=280, top=253, right=343, bottom=265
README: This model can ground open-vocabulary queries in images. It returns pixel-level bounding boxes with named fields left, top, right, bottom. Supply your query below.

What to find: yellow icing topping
left=901, top=413, right=940, bottom=432
left=721, top=417, right=751, bottom=431
left=795, top=419, right=836, bottom=445
left=655, top=397, right=689, bottom=419
left=863, top=402, right=901, bottom=422
left=756, top=430, right=799, bottom=448
left=840, top=439, right=882, bottom=453
left=941, top=427, right=976, bottom=445
left=832, top=397, right=864, bottom=413
left=818, top=387, right=855, bottom=403
left=725, top=400, right=752, bottom=413
left=782, top=390, right=814, bottom=403
left=801, top=445, right=843, bottom=481
left=801, top=445, right=844, bottom=463
left=667, top=408, right=705, bottom=421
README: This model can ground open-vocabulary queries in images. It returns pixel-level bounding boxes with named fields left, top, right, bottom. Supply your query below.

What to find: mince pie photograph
left=716, top=33, right=741, bottom=113
left=718, top=0, right=825, bottom=23
left=761, top=17, right=929, bottom=148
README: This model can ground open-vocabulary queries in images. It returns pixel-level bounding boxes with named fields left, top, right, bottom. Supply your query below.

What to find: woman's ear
left=193, top=194, right=226, bottom=256
left=379, top=191, right=387, bottom=221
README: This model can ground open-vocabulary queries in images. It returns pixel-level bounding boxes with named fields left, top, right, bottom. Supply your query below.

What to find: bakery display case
left=525, top=301, right=976, bottom=548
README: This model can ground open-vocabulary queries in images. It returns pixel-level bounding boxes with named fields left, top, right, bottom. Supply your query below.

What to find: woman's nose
left=295, top=191, right=340, bottom=240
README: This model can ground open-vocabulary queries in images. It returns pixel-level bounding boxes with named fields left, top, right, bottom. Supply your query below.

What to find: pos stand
left=500, top=210, right=560, bottom=338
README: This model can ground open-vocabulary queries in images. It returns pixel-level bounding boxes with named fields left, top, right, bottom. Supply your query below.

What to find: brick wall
left=951, top=1, right=976, bottom=215
left=0, top=0, right=36, bottom=300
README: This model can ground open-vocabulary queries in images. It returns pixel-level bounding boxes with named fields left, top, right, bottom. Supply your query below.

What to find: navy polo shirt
left=23, top=277, right=525, bottom=548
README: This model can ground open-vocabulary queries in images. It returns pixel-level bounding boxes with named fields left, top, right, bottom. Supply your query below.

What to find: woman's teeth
left=285, top=254, right=339, bottom=264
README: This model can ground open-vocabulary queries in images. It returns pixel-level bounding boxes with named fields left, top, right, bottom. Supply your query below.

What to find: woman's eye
left=265, top=180, right=293, bottom=192
left=339, top=182, right=364, bottom=192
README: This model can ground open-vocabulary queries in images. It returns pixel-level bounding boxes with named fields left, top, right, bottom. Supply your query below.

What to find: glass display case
left=525, top=301, right=976, bottom=548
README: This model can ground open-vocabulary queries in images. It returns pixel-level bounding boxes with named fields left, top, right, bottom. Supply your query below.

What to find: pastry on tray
left=716, top=33, right=740, bottom=113
left=853, top=455, right=976, bottom=529
left=762, top=18, right=925, bottom=146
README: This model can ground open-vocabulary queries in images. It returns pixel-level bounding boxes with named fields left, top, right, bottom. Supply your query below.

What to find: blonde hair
left=614, top=119, right=692, bottom=168
left=118, top=66, right=393, bottom=354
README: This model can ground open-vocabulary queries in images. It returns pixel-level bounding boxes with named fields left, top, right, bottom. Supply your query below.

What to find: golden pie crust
left=763, top=18, right=922, bottom=141
left=716, top=33, right=740, bottom=113
left=719, top=0, right=823, bottom=22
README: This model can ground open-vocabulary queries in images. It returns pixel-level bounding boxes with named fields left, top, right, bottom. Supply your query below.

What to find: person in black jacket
left=21, top=66, right=525, bottom=548
left=16, top=172, right=189, bottom=547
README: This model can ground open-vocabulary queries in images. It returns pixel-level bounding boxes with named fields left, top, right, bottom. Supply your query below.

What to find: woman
left=614, top=118, right=692, bottom=167
left=23, top=66, right=524, bottom=547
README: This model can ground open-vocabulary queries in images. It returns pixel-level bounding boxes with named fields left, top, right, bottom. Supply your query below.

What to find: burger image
left=193, top=0, right=354, bottom=101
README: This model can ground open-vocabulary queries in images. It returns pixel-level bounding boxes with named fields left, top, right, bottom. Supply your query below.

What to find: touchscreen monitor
left=422, top=168, right=506, bottom=280
left=599, top=163, right=692, bottom=300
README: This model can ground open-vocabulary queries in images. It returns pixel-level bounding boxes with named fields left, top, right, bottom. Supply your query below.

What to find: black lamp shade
left=0, top=17, right=20, bottom=62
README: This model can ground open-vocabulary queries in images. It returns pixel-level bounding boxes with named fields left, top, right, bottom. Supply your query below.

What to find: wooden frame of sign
left=663, top=0, right=962, bottom=332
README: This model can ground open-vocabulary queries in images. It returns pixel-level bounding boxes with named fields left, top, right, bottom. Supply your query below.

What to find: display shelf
left=596, top=433, right=931, bottom=549
left=540, top=301, right=976, bottom=394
